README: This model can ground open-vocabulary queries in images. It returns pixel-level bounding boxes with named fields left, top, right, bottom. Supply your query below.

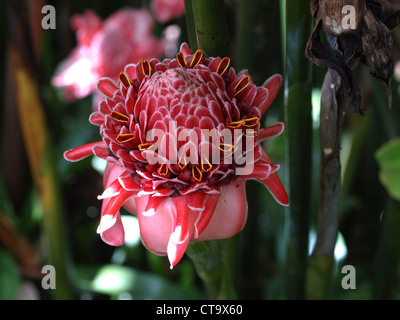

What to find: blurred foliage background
left=0, top=0, right=400, bottom=300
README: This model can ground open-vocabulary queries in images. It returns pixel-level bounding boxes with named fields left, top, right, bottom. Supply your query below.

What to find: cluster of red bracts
left=64, top=43, right=288, bottom=268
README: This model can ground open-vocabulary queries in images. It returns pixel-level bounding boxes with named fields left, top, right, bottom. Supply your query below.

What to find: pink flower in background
left=52, top=8, right=164, bottom=102
left=152, top=0, right=186, bottom=23
left=64, top=43, right=288, bottom=268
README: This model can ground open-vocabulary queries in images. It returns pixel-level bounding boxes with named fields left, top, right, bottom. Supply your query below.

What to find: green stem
left=235, top=0, right=283, bottom=298
left=283, top=0, right=313, bottom=299
left=186, top=239, right=237, bottom=300
left=235, top=0, right=283, bottom=85
left=185, top=0, right=237, bottom=300
left=190, top=0, right=230, bottom=57
left=184, top=0, right=198, bottom=51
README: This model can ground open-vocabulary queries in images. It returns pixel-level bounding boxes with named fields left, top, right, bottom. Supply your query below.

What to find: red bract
left=52, top=9, right=164, bottom=102
left=64, top=43, right=289, bottom=268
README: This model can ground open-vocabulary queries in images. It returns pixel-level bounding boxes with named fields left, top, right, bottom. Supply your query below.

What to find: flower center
left=103, top=51, right=262, bottom=196
left=140, top=68, right=208, bottom=111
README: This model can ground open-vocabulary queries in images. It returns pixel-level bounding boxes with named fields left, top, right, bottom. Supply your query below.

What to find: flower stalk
left=185, top=0, right=235, bottom=299
left=186, top=238, right=238, bottom=299
left=190, top=0, right=230, bottom=57
left=184, top=0, right=198, bottom=51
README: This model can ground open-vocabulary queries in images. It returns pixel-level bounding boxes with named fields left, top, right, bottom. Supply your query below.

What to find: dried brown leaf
left=306, top=0, right=400, bottom=113
left=319, top=0, right=365, bottom=36
left=362, top=7, right=394, bottom=107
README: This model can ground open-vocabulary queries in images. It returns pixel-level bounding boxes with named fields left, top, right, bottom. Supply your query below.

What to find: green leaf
left=0, top=249, right=20, bottom=300
left=375, top=138, right=400, bottom=201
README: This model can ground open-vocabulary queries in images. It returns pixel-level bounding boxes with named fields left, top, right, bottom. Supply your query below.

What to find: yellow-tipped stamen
left=138, top=142, right=153, bottom=151
left=226, top=121, right=242, bottom=129
left=110, top=111, right=130, bottom=123
left=244, top=130, right=258, bottom=138
left=158, top=164, right=169, bottom=176
left=178, top=154, right=188, bottom=170
left=201, top=157, right=213, bottom=173
left=116, top=133, right=135, bottom=143
left=216, top=57, right=230, bottom=76
left=233, top=76, right=251, bottom=97
left=177, top=51, right=187, bottom=68
left=228, top=117, right=260, bottom=129
left=192, top=166, right=203, bottom=182
left=190, top=49, right=203, bottom=69
left=140, top=59, right=152, bottom=77
left=218, top=143, right=235, bottom=152
left=119, top=72, right=132, bottom=89
left=241, top=117, right=260, bottom=127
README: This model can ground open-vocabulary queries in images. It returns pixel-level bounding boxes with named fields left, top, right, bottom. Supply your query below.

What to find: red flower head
left=64, top=43, right=289, bottom=268
left=52, top=8, right=164, bottom=102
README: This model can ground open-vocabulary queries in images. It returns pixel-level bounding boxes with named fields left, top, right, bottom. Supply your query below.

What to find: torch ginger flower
left=52, top=8, right=164, bottom=102
left=64, top=43, right=289, bottom=268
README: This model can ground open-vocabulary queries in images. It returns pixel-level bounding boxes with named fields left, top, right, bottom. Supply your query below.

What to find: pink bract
left=152, top=0, right=186, bottom=23
left=52, top=8, right=164, bottom=102
left=64, top=43, right=289, bottom=268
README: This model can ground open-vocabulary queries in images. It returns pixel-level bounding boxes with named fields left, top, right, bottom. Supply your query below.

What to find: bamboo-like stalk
left=283, top=0, right=313, bottom=299
left=235, top=0, right=283, bottom=299
left=235, top=0, right=283, bottom=84
left=190, top=0, right=230, bottom=57
left=184, top=0, right=198, bottom=51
